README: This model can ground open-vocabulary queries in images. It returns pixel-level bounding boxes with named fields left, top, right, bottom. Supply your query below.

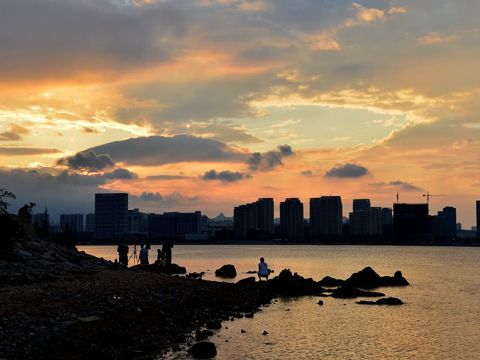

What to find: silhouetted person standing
left=162, top=239, right=173, bottom=266
left=117, top=243, right=129, bottom=266
left=18, top=202, right=35, bottom=222
left=139, top=244, right=149, bottom=265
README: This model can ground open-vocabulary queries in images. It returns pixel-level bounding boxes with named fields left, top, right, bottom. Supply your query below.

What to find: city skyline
left=1, top=1, right=480, bottom=227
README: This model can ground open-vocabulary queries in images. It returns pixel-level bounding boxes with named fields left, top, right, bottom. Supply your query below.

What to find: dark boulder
left=203, top=329, right=214, bottom=336
left=215, top=264, right=237, bottom=278
left=345, top=267, right=409, bottom=289
left=132, top=263, right=186, bottom=275
left=206, top=320, right=222, bottom=330
left=262, top=269, right=325, bottom=297
left=319, top=276, right=344, bottom=287
left=380, top=271, right=409, bottom=287
left=186, top=272, right=205, bottom=279
left=345, top=267, right=382, bottom=289
left=236, top=277, right=256, bottom=287
left=356, top=297, right=404, bottom=305
left=164, top=263, right=187, bottom=274
left=330, top=284, right=385, bottom=299
left=195, top=329, right=207, bottom=341
left=188, top=342, right=217, bottom=359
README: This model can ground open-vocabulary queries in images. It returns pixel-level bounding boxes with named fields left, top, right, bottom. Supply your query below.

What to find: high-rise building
left=310, top=196, right=342, bottom=237
left=176, top=211, right=202, bottom=235
left=436, top=206, right=456, bottom=242
left=370, top=207, right=383, bottom=235
left=477, top=200, right=480, bottom=238
left=280, top=198, right=304, bottom=241
left=393, top=203, right=429, bottom=242
left=148, top=211, right=201, bottom=238
left=256, top=198, right=274, bottom=235
left=353, top=199, right=371, bottom=212
left=94, top=193, right=128, bottom=240
left=127, top=209, right=148, bottom=235
left=350, top=199, right=372, bottom=235
left=233, top=198, right=274, bottom=238
left=60, top=214, right=84, bottom=233
left=381, top=208, right=393, bottom=225
left=85, top=213, right=95, bottom=232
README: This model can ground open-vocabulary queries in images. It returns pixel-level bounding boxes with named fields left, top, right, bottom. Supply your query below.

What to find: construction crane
left=423, top=192, right=446, bottom=213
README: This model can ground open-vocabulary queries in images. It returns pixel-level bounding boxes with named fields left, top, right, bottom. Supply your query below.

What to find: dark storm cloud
left=0, top=0, right=186, bottom=81
left=104, top=168, right=138, bottom=180
left=135, top=191, right=199, bottom=204
left=370, top=180, right=423, bottom=191
left=0, top=147, right=61, bottom=155
left=325, top=163, right=369, bottom=178
left=87, top=135, right=248, bottom=166
left=201, top=169, right=250, bottom=183
left=57, top=151, right=115, bottom=171
left=248, top=144, right=294, bottom=171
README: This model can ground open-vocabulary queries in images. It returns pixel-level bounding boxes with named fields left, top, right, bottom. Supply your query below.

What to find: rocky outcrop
left=132, top=263, right=187, bottom=275
left=319, top=276, right=344, bottom=287
left=186, top=272, right=205, bottom=279
left=356, top=297, right=404, bottom=305
left=236, top=276, right=256, bottom=287
left=345, top=267, right=409, bottom=289
left=188, top=342, right=217, bottom=358
left=260, top=269, right=325, bottom=297
left=0, top=214, right=111, bottom=286
left=215, top=264, right=237, bottom=278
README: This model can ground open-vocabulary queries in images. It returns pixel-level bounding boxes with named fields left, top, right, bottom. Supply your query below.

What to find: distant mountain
left=211, top=213, right=233, bottom=221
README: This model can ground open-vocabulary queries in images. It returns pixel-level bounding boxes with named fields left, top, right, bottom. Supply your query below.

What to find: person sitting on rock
left=258, top=257, right=269, bottom=281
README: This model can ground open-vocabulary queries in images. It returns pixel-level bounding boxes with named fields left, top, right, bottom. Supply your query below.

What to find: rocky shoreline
left=0, top=215, right=409, bottom=359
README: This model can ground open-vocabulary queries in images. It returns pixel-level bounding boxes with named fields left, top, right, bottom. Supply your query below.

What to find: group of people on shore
left=116, top=239, right=174, bottom=267
left=117, top=243, right=271, bottom=281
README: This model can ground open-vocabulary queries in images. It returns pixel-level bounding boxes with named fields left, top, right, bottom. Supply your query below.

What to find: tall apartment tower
left=437, top=206, right=457, bottom=241
left=350, top=199, right=372, bottom=235
left=256, top=198, right=274, bottom=235
left=233, top=198, right=274, bottom=238
left=94, top=193, right=128, bottom=240
left=60, top=214, right=84, bottom=233
left=477, top=200, right=480, bottom=238
left=280, top=198, right=304, bottom=241
left=310, top=196, right=343, bottom=237
left=85, top=213, right=95, bottom=232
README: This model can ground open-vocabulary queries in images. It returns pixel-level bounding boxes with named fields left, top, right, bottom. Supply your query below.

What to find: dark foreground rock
left=188, top=342, right=217, bottom=358
left=319, top=276, right=344, bottom=287
left=356, top=297, right=404, bottom=305
left=186, top=272, right=205, bottom=279
left=330, top=284, right=385, bottom=298
left=132, top=263, right=187, bottom=275
left=260, top=269, right=325, bottom=297
left=0, top=215, right=111, bottom=286
left=345, top=267, right=409, bottom=289
left=215, top=264, right=237, bottom=278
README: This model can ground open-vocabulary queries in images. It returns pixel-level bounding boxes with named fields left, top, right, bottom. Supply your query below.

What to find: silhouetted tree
left=0, top=188, right=16, bottom=214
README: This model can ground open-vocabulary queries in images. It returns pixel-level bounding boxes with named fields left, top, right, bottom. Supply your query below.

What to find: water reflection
left=80, top=245, right=480, bottom=359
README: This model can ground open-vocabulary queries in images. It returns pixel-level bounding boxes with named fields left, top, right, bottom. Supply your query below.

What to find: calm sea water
left=78, top=245, right=480, bottom=359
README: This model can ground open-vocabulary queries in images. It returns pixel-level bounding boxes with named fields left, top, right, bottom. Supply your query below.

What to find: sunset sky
left=1, top=0, right=479, bottom=226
